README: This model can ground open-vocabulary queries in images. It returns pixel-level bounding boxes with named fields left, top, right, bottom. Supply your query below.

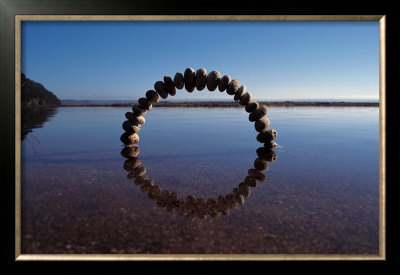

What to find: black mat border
left=1, top=0, right=399, bottom=274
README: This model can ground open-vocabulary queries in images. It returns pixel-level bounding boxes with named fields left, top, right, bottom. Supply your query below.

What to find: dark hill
left=21, top=73, right=61, bottom=106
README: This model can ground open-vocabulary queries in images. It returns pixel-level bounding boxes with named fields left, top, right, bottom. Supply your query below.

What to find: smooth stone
left=225, top=194, right=235, bottom=206
left=120, top=145, right=140, bottom=158
left=195, top=68, right=207, bottom=91
left=206, top=198, right=218, bottom=212
left=254, top=117, right=270, bottom=132
left=127, top=166, right=146, bottom=178
left=132, top=105, right=147, bottom=116
left=248, top=168, right=267, bottom=181
left=239, top=92, right=252, bottom=106
left=186, top=195, right=196, bottom=203
left=123, top=158, right=142, bottom=171
left=138, top=97, right=152, bottom=110
left=133, top=116, right=145, bottom=125
left=232, top=187, right=240, bottom=197
left=230, top=201, right=239, bottom=209
left=157, top=197, right=167, bottom=208
left=232, top=188, right=245, bottom=205
left=126, top=171, right=137, bottom=180
left=148, top=191, right=158, bottom=200
left=218, top=75, right=231, bottom=92
left=256, top=129, right=277, bottom=143
left=264, top=141, right=278, bottom=149
left=160, top=190, right=170, bottom=200
left=234, top=85, right=246, bottom=101
left=174, top=72, right=184, bottom=89
left=140, top=181, right=154, bottom=192
left=249, top=105, right=268, bottom=122
left=245, top=101, right=259, bottom=113
left=217, top=196, right=229, bottom=212
left=256, top=148, right=277, bottom=162
left=122, top=120, right=141, bottom=134
left=254, top=158, right=269, bottom=171
left=148, top=186, right=161, bottom=200
left=120, top=132, right=139, bottom=145
left=164, top=76, right=176, bottom=96
left=184, top=68, right=196, bottom=92
left=256, top=146, right=272, bottom=156
left=206, top=71, right=221, bottom=91
left=145, top=90, right=160, bottom=104
left=238, top=182, right=251, bottom=197
left=226, top=79, right=240, bottom=95
left=154, top=81, right=169, bottom=99
left=133, top=175, right=147, bottom=185
left=125, top=112, right=136, bottom=121
left=221, top=208, right=230, bottom=216
left=244, top=176, right=258, bottom=187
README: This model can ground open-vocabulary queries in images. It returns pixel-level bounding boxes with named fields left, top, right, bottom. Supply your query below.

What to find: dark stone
left=254, top=117, right=270, bottom=132
left=206, top=71, right=221, bottom=91
left=120, top=132, right=139, bottom=145
left=245, top=101, right=259, bottom=113
left=132, top=116, right=145, bottom=125
left=174, top=72, right=184, bottom=89
left=138, top=97, right=152, bottom=110
left=256, top=148, right=277, bottom=162
left=122, top=120, right=141, bottom=134
left=145, top=90, right=160, bottom=104
left=164, top=76, right=176, bottom=96
left=127, top=166, right=146, bottom=178
left=249, top=105, right=268, bottom=122
left=264, top=141, right=277, bottom=149
left=140, top=181, right=154, bottom=192
left=239, top=92, right=252, bottom=106
left=125, top=112, right=136, bottom=121
left=244, top=176, right=258, bottom=187
left=248, top=169, right=267, bottom=182
left=132, top=105, right=147, bottom=116
left=218, top=75, right=231, bottom=92
left=238, top=182, right=251, bottom=197
left=254, top=158, right=269, bottom=171
left=226, top=79, right=240, bottom=95
left=120, top=146, right=140, bottom=158
left=234, top=85, right=246, bottom=101
left=184, top=68, right=196, bottom=92
left=154, top=81, right=168, bottom=99
left=195, top=68, right=207, bottom=91
left=256, top=129, right=277, bottom=143
left=123, top=158, right=142, bottom=171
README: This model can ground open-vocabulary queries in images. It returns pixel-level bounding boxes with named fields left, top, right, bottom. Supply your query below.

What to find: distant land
left=61, top=98, right=379, bottom=105
left=58, top=100, right=379, bottom=107
left=21, top=73, right=61, bottom=106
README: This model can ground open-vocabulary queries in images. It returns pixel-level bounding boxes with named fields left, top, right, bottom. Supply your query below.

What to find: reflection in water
left=121, top=145, right=277, bottom=221
left=21, top=107, right=58, bottom=140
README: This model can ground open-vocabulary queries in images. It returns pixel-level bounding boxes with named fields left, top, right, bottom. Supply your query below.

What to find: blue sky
left=21, top=20, right=379, bottom=101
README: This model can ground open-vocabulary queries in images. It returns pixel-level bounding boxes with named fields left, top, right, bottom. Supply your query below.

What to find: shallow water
left=21, top=106, right=379, bottom=254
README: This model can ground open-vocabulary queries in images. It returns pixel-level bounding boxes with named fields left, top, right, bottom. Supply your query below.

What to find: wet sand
left=21, top=158, right=378, bottom=254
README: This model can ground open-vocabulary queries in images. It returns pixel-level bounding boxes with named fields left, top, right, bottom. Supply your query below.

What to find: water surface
left=21, top=106, right=379, bottom=254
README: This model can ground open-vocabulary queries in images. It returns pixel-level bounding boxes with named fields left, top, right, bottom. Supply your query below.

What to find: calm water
left=21, top=106, right=380, bottom=254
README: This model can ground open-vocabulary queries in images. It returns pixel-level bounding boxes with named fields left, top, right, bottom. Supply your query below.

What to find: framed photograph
left=2, top=0, right=398, bottom=271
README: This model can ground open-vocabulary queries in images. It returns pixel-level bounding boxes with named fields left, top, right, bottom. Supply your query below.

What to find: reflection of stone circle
left=120, top=67, right=279, bottom=220
left=121, top=146, right=277, bottom=221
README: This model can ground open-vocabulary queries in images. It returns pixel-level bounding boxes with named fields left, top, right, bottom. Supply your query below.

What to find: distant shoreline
left=25, top=101, right=379, bottom=108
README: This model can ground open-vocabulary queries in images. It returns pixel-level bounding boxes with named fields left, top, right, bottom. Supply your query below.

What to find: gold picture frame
left=14, top=15, right=386, bottom=261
